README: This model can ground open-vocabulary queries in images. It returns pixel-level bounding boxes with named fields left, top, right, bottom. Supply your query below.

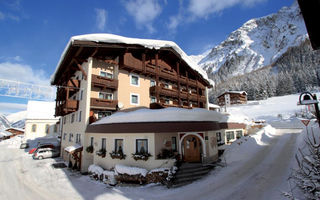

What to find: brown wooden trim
left=86, top=121, right=221, bottom=133
left=219, top=123, right=246, bottom=129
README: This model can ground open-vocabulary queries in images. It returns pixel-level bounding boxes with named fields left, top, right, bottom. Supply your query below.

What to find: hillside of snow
left=225, top=93, right=319, bottom=129
left=195, top=1, right=307, bottom=82
left=0, top=111, right=27, bottom=130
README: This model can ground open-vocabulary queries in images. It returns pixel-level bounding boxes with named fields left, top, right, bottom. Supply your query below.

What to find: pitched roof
left=26, top=101, right=59, bottom=120
left=51, top=33, right=210, bottom=85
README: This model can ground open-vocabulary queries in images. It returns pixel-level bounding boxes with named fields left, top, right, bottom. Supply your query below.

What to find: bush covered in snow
left=289, top=125, right=320, bottom=200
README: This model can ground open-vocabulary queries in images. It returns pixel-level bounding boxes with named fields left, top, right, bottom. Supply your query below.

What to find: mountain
left=0, top=111, right=26, bottom=130
left=196, top=1, right=308, bottom=84
left=0, top=115, right=11, bottom=130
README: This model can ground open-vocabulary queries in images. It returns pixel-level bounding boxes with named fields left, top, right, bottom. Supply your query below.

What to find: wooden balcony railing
left=55, top=100, right=78, bottom=116
left=150, top=86, right=179, bottom=98
left=90, top=98, right=118, bottom=109
left=91, top=74, right=118, bottom=89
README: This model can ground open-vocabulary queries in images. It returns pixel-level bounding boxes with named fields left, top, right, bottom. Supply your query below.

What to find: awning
left=64, top=144, right=83, bottom=153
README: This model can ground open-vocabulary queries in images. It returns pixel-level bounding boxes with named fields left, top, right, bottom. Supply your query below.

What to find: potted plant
left=86, top=145, right=94, bottom=153
left=109, top=147, right=126, bottom=160
left=132, top=152, right=152, bottom=161
left=96, top=149, right=106, bottom=157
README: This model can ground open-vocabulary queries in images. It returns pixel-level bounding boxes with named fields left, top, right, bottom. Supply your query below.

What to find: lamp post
left=298, top=92, right=320, bottom=127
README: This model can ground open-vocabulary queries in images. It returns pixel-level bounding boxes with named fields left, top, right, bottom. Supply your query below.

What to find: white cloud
left=188, top=0, right=265, bottom=19
left=0, top=62, right=50, bottom=86
left=0, top=102, right=27, bottom=115
left=124, top=0, right=162, bottom=33
left=167, top=0, right=184, bottom=32
left=95, top=8, right=107, bottom=31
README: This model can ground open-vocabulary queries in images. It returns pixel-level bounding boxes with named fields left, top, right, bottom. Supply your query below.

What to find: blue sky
left=0, top=0, right=294, bottom=114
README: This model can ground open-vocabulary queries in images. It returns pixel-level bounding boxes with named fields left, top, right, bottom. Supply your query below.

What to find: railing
left=55, top=100, right=78, bottom=116
left=90, top=98, right=118, bottom=109
left=91, top=75, right=118, bottom=89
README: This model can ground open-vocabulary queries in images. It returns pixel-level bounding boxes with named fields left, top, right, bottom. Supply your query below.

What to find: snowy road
left=0, top=128, right=302, bottom=200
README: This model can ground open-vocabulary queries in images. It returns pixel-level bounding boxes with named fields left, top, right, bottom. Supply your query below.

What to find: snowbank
left=114, top=164, right=148, bottom=177
left=88, top=164, right=104, bottom=176
left=93, top=107, right=223, bottom=125
left=0, top=135, right=23, bottom=148
left=223, top=125, right=276, bottom=164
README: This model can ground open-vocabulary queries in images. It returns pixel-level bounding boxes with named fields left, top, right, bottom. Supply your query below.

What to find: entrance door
left=183, top=135, right=201, bottom=162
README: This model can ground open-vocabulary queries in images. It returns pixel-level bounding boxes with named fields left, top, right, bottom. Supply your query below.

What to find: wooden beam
left=155, top=53, right=160, bottom=103
left=142, top=52, right=146, bottom=74
left=73, top=59, right=87, bottom=80
left=90, top=47, right=99, bottom=57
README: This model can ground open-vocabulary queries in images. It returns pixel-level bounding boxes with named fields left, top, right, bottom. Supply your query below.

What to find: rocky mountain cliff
left=196, top=1, right=309, bottom=84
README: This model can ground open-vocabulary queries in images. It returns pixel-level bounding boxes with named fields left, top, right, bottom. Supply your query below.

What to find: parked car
left=20, top=142, right=29, bottom=149
left=29, top=144, right=55, bottom=154
left=32, top=148, right=60, bottom=160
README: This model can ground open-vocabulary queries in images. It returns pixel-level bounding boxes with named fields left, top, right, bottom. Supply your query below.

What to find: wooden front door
left=183, top=135, right=201, bottom=162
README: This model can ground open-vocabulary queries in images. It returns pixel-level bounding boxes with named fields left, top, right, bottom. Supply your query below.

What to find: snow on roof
left=114, top=164, right=148, bottom=177
left=218, top=91, right=247, bottom=97
left=26, top=101, right=58, bottom=120
left=52, top=33, right=209, bottom=83
left=209, top=103, right=220, bottom=109
left=64, top=144, right=82, bottom=153
left=220, top=113, right=249, bottom=124
left=92, top=107, right=224, bottom=125
left=0, top=130, right=12, bottom=137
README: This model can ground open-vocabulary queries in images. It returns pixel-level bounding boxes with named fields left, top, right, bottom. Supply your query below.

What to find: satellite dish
left=118, top=102, right=124, bottom=109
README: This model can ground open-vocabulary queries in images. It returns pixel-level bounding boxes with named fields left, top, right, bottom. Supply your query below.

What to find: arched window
left=31, top=124, right=37, bottom=132
left=45, top=124, right=50, bottom=134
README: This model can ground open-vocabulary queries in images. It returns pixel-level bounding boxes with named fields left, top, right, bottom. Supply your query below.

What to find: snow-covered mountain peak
left=197, top=1, right=307, bottom=81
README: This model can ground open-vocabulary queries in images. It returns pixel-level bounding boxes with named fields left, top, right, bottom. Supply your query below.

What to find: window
left=226, top=131, right=235, bottom=142
left=69, top=133, right=73, bottom=142
left=165, top=99, right=170, bottom=105
left=31, top=124, right=37, bottom=132
left=71, top=114, right=75, bottom=123
left=150, top=80, right=155, bottom=87
left=100, top=71, right=113, bottom=79
left=236, top=130, right=243, bottom=139
left=78, top=111, right=82, bottom=122
left=150, top=96, right=156, bottom=103
left=136, top=139, right=148, bottom=154
left=101, top=138, right=106, bottom=150
left=63, top=133, right=66, bottom=140
left=130, top=93, right=139, bottom=105
left=76, top=134, right=81, bottom=144
left=90, top=137, right=94, bottom=146
left=80, top=90, right=83, bottom=100
left=45, top=124, right=50, bottom=134
left=98, top=111, right=112, bottom=119
left=99, top=92, right=113, bottom=100
left=172, top=137, right=177, bottom=152
left=115, top=139, right=123, bottom=154
left=130, top=74, right=139, bottom=86
left=164, top=83, right=169, bottom=89
left=216, top=132, right=222, bottom=142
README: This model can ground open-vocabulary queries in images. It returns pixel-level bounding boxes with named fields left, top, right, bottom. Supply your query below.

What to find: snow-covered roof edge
left=51, top=33, right=210, bottom=84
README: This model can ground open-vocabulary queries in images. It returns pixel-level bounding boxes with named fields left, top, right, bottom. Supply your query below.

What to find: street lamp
left=298, top=92, right=320, bottom=127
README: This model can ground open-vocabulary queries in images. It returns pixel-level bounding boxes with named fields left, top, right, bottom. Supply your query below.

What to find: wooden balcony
left=91, top=74, right=118, bottom=90
left=90, top=98, right=118, bottom=110
left=55, top=100, right=78, bottom=116
left=150, top=86, right=179, bottom=98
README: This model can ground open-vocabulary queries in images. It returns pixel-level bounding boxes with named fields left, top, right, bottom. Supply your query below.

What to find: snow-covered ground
left=0, top=93, right=317, bottom=200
